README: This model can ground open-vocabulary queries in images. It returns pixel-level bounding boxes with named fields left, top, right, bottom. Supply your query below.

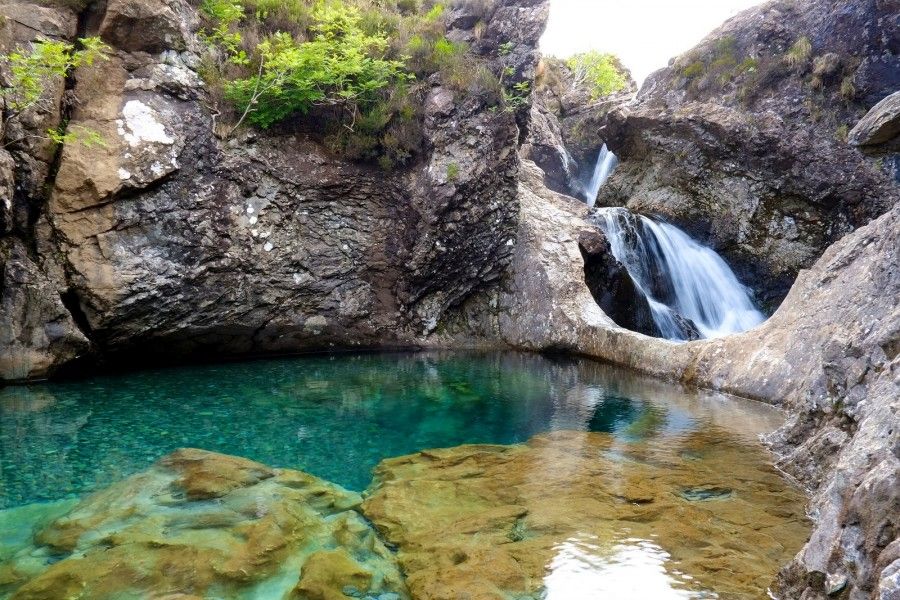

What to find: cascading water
left=581, top=144, right=619, bottom=207
left=594, top=207, right=765, bottom=341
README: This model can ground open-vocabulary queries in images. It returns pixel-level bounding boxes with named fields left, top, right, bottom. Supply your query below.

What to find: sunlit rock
left=1, top=449, right=407, bottom=600
left=362, top=430, right=810, bottom=599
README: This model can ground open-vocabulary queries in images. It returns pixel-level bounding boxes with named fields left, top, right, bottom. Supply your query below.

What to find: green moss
left=785, top=36, right=812, bottom=67
left=835, top=124, right=849, bottom=142
left=681, top=61, right=705, bottom=79
left=446, top=162, right=460, bottom=181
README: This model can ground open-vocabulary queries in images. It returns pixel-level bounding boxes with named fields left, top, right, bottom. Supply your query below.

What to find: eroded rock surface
left=362, top=430, right=809, bottom=599
left=440, top=159, right=898, bottom=598
left=0, top=449, right=407, bottom=600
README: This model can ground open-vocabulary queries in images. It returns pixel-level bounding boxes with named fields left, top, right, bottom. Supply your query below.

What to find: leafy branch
left=0, top=37, right=109, bottom=147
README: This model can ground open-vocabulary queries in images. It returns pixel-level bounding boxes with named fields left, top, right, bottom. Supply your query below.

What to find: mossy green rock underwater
left=0, top=435, right=808, bottom=600
left=1, top=449, right=407, bottom=600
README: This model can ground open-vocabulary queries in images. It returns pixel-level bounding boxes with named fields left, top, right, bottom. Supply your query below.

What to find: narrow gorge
left=0, top=0, right=897, bottom=599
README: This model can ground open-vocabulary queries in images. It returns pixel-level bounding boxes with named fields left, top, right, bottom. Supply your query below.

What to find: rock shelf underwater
left=0, top=352, right=810, bottom=599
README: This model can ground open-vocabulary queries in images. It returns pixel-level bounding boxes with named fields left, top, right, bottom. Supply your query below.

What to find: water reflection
left=0, top=352, right=785, bottom=508
left=545, top=535, right=716, bottom=599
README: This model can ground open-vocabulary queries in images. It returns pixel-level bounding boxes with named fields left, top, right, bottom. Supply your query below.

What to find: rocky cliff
left=0, top=0, right=549, bottom=380
left=597, top=0, right=899, bottom=308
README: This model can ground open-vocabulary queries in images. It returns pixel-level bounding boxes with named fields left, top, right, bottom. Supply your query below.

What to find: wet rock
left=577, top=227, right=657, bottom=337
left=0, top=150, right=13, bottom=235
left=439, top=162, right=898, bottom=598
left=0, top=239, right=89, bottom=381
left=525, top=57, right=636, bottom=196
left=0, top=0, right=549, bottom=377
left=597, top=0, right=899, bottom=308
left=2, top=449, right=408, bottom=599
left=849, top=91, right=900, bottom=147
left=362, top=430, right=809, bottom=599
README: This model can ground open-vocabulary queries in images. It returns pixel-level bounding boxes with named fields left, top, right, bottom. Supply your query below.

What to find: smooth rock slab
left=362, top=430, right=810, bottom=600
left=0, top=449, right=407, bottom=600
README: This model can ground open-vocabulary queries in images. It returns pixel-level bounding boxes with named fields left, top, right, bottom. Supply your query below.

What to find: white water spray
left=581, top=145, right=619, bottom=207
left=594, top=207, right=765, bottom=341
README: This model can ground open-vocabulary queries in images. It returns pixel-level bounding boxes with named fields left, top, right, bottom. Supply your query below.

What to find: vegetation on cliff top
left=197, top=0, right=522, bottom=170
left=565, top=51, right=629, bottom=100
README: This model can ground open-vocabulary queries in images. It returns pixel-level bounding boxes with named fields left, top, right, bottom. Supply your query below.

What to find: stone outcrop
left=524, top=56, right=635, bottom=197
left=596, top=0, right=899, bottom=308
left=441, top=159, right=898, bottom=598
left=0, top=449, right=408, bottom=600
left=0, top=238, right=90, bottom=381
left=362, top=430, right=808, bottom=599
left=849, top=90, right=900, bottom=148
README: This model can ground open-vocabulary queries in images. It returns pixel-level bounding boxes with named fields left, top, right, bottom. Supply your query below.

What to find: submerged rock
left=0, top=449, right=407, bottom=600
left=361, top=430, right=809, bottom=599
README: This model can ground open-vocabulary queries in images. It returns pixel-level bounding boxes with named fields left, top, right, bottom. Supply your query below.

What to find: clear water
left=0, top=352, right=809, bottom=600
left=0, top=352, right=782, bottom=510
left=594, top=207, right=766, bottom=341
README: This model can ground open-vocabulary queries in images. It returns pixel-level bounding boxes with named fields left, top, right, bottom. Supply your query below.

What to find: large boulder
left=849, top=91, right=900, bottom=147
left=0, top=0, right=550, bottom=378
left=99, top=0, right=193, bottom=53
left=597, top=0, right=899, bottom=309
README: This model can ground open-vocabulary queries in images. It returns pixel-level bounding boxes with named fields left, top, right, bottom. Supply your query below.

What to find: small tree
left=566, top=51, right=628, bottom=100
left=0, top=37, right=109, bottom=146
left=223, top=3, right=408, bottom=131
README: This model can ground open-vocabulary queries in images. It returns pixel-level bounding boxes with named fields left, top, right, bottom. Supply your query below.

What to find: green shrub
left=566, top=51, right=628, bottom=100
left=839, top=76, right=856, bottom=101
left=785, top=36, right=812, bottom=68
left=834, top=123, right=849, bottom=142
left=197, top=0, right=491, bottom=167
left=223, top=4, right=408, bottom=129
left=681, top=61, right=705, bottom=79
left=0, top=37, right=109, bottom=144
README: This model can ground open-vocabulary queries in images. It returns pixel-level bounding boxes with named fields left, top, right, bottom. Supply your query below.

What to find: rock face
left=362, top=430, right=808, bottom=599
left=524, top=57, right=635, bottom=197
left=0, top=0, right=549, bottom=380
left=577, top=225, right=657, bottom=337
left=0, top=449, right=408, bottom=600
left=0, top=239, right=90, bottom=381
left=597, top=0, right=899, bottom=308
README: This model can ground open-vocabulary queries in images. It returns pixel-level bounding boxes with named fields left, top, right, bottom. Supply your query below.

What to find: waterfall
left=581, top=144, right=619, bottom=208
left=594, top=207, right=765, bottom=341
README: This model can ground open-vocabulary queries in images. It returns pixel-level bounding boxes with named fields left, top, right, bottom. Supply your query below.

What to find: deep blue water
left=0, top=352, right=774, bottom=509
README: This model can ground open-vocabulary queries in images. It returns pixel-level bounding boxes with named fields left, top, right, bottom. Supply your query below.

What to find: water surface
left=0, top=352, right=807, bottom=599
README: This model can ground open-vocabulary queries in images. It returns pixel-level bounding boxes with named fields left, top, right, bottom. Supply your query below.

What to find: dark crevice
left=60, top=288, right=94, bottom=338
